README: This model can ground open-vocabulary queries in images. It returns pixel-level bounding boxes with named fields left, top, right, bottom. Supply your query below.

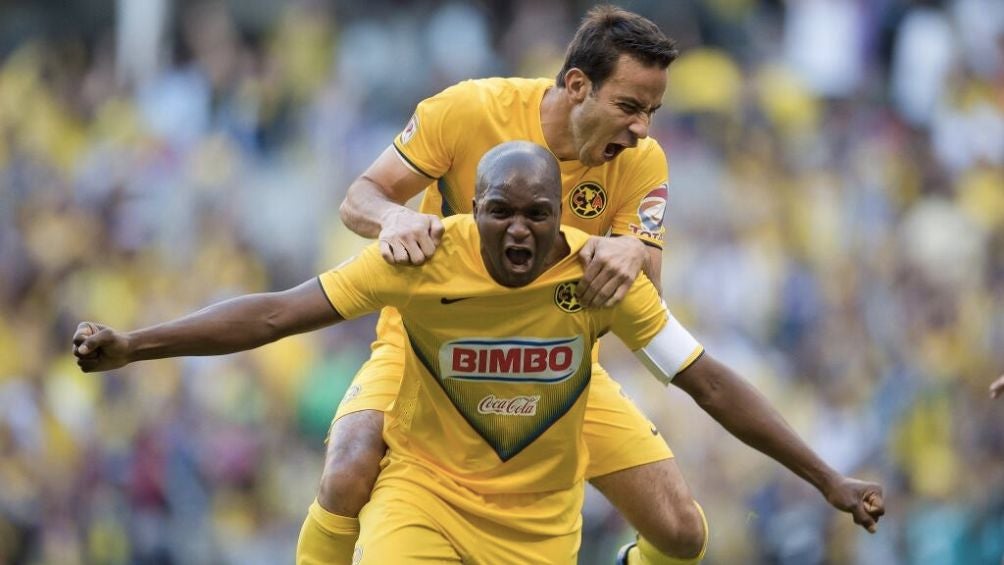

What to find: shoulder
left=436, top=215, right=479, bottom=255
left=560, top=225, right=593, bottom=256
left=443, top=77, right=549, bottom=108
left=622, top=137, right=667, bottom=167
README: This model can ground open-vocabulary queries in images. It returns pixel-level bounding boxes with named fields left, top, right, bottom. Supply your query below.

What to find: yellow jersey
left=395, top=77, right=670, bottom=246
left=319, top=216, right=675, bottom=535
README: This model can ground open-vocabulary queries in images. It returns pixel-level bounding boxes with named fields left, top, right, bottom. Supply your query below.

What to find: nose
left=628, top=113, right=650, bottom=140
left=507, top=217, right=531, bottom=239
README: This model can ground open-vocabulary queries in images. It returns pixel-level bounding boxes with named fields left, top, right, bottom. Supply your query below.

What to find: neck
left=540, top=87, right=576, bottom=161
left=544, top=231, right=572, bottom=268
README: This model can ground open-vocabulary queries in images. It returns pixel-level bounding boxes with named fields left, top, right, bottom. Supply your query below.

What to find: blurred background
left=1, top=0, right=1003, bottom=563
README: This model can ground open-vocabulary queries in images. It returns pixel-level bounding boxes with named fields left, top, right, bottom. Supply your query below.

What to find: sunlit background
left=1, top=0, right=1003, bottom=563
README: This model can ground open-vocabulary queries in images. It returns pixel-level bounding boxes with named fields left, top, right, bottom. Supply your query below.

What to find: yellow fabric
left=395, top=77, right=670, bottom=247
left=296, top=500, right=360, bottom=565
left=354, top=460, right=581, bottom=564
left=334, top=340, right=674, bottom=479
left=629, top=500, right=709, bottom=565
left=336, top=78, right=677, bottom=482
left=319, top=216, right=675, bottom=536
left=579, top=364, right=673, bottom=478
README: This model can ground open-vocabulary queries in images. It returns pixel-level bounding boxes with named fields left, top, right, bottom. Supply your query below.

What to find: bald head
left=472, top=141, right=567, bottom=288
left=474, top=141, right=561, bottom=206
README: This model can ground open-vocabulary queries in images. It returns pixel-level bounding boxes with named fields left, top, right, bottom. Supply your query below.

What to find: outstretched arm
left=73, top=278, right=341, bottom=372
left=339, top=146, right=444, bottom=264
left=673, top=354, right=886, bottom=532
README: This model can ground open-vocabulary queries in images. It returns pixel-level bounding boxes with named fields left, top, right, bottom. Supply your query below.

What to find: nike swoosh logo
left=440, top=297, right=473, bottom=304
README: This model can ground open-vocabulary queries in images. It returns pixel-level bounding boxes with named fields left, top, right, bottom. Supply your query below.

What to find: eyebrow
left=618, top=97, right=661, bottom=112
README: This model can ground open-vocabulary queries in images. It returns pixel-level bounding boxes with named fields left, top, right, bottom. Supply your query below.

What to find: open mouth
left=504, top=247, right=533, bottom=270
left=603, top=143, right=626, bottom=161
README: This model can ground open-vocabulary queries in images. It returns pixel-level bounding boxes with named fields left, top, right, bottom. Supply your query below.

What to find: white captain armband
left=634, top=311, right=704, bottom=385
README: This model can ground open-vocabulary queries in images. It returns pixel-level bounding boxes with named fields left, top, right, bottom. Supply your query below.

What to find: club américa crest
left=554, top=281, right=583, bottom=313
left=568, top=182, right=607, bottom=219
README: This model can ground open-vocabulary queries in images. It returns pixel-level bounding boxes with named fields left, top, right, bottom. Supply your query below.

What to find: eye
left=489, top=206, right=511, bottom=218
left=618, top=103, right=639, bottom=115
left=528, top=207, right=551, bottom=221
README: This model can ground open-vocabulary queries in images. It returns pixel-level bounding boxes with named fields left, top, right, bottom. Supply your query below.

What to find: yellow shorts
left=355, top=463, right=581, bottom=564
left=334, top=310, right=673, bottom=479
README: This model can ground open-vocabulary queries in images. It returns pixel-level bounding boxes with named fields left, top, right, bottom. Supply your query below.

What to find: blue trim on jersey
left=445, top=370, right=575, bottom=384
left=438, top=178, right=456, bottom=217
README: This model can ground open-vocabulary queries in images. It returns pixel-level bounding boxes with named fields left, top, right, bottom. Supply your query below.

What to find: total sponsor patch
left=637, top=183, right=668, bottom=231
left=400, top=114, right=418, bottom=144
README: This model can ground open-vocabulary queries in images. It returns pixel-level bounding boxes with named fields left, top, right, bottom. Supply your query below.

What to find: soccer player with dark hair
left=305, top=5, right=885, bottom=564
left=74, top=141, right=884, bottom=564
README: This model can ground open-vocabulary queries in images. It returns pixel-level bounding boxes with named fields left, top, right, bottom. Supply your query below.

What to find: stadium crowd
left=0, top=0, right=1002, bottom=563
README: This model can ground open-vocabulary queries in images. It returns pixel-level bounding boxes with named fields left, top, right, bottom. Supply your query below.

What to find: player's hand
left=73, top=322, right=132, bottom=372
left=377, top=208, right=444, bottom=265
left=991, top=374, right=1004, bottom=399
left=577, top=236, right=647, bottom=308
left=823, top=476, right=885, bottom=533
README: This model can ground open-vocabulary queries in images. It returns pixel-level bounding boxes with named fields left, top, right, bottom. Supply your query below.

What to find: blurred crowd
left=1, top=0, right=1002, bottom=563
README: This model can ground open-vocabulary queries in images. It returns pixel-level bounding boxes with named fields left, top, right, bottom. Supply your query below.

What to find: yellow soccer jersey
left=394, top=77, right=670, bottom=246
left=319, top=216, right=698, bottom=535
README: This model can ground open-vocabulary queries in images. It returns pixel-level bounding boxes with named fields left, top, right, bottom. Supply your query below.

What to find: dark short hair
left=555, top=5, right=678, bottom=89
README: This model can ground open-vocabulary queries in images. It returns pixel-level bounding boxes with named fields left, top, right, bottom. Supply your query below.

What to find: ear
left=471, top=197, right=479, bottom=215
left=563, top=68, right=591, bottom=104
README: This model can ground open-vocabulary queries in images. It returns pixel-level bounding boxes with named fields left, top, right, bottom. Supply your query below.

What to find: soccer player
left=306, top=6, right=882, bottom=565
left=309, top=7, right=704, bottom=564
left=74, top=142, right=884, bottom=563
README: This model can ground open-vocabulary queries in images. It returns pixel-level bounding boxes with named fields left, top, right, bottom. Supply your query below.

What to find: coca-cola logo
left=476, top=394, right=540, bottom=416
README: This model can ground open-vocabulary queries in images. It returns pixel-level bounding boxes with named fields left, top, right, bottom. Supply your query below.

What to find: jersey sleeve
left=610, top=274, right=704, bottom=382
left=609, top=141, right=670, bottom=249
left=608, top=273, right=669, bottom=350
left=392, top=81, right=478, bottom=179
left=317, top=243, right=415, bottom=319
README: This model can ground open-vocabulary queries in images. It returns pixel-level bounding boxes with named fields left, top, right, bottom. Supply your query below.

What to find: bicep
left=356, top=146, right=432, bottom=205
left=271, top=278, right=345, bottom=337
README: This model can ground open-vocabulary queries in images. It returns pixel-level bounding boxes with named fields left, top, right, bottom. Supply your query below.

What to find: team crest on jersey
left=554, top=281, right=583, bottom=313
left=400, top=114, right=418, bottom=144
left=569, top=182, right=607, bottom=219
left=638, top=184, right=668, bottom=231
left=433, top=335, right=588, bottom=460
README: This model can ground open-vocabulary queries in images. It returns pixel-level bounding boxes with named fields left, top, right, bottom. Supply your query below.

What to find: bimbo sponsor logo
left=477, top=394, right=540, bottom=416
left=438, top=336, right=584, bottom=383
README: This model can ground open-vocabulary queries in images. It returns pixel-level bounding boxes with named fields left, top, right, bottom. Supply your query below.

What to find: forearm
left=339, top=177, right=410, bottom=239
left=127, top=293, right=296, bottom=362
left=678, top=357, right=839, bottom=494
left=640, top=243, right=662, bottom=296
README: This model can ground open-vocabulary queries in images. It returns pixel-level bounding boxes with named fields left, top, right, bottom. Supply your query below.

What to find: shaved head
left=474, top=141, right=561, bottom=206
left=472, top=141, right=568, bottom=287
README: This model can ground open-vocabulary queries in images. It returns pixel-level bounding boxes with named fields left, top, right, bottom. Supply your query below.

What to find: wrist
left=815, top=468, right=844, bottom=497
left=377, top=205, right=409, bottom=230
left=122, top=330, right=145, bottom=362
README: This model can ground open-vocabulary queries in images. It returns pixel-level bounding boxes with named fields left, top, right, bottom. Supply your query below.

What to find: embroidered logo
left=400, top=114, right=418, bottom=144
left=554, top=281, right=583, bottom=313
left=569, top=182, right=607, bottom=219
